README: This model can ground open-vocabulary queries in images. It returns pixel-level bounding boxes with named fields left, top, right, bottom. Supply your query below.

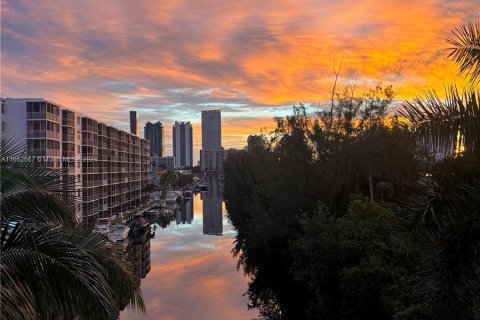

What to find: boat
left=165, top=191, right=183, bottom=209
left=183, top=188, right=193, bottom=198
left=94, top=217, right=111, bottom=235
left=109, top=224, right=130, bottom=242
left=197, top=182, right=208, bottom=190
left=165, top=191, right=179, bottom=209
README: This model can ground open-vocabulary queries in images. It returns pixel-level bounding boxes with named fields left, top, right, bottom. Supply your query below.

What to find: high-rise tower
left=129, top=110, right=138, bottom=135
left=201, top=110, right=222, bottom=171
left=144, top=121, right=164, bottom=157
left=172, top=121, right=193, bottom=167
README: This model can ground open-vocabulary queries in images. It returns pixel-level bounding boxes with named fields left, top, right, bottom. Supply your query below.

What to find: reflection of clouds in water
left=121, top=234, right=255, bottom=320
left=168, top=243, right=216, bottom=252
left=121, top=193, right=256, bottom=320
left=222, top=229, right=237, bottom=236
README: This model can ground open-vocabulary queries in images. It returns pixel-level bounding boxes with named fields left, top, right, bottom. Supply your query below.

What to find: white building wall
left=2, top=98, right=29, bottom=150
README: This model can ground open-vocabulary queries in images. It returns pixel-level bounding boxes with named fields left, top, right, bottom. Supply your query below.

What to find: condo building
left=130, top=110, right=138, bottom=135
left=151, top=155, right=175, bottom=172
left=172, top=121, right=193, bottom=168
left=1, top=98, right=150, bottom=222
left=200, top=110, right=223, bottom=171
left=144, top=121, right=165, bottom=157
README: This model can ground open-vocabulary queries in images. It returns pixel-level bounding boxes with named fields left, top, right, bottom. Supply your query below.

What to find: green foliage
left=0, top=138, right=144, bottom=320
left=224, top=19, right=480, bottom=320
left=396, top=20, right=480, bottom=319
left=159, top=170, right=193, bottom=196
left=224, top=84, right=426, bottom=319
left=291, top=201, right=426, bottom=320
left=397, top=155, right=480, bottom=319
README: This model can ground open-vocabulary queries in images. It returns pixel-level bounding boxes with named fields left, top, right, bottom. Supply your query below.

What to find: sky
left=1, top=0, right=478, bottom=162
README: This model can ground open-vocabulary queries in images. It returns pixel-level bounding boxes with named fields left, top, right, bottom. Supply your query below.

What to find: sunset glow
left=1, top=0, right=478, bottom=158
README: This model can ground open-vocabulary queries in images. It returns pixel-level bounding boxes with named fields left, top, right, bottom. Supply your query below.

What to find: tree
left=224, top=84, right=424, bottom=319
left=291, top=201, right=426, bottom=320
left=0, top=139, right=145, bottom=320
left=396, top=20, right=480, bottom=318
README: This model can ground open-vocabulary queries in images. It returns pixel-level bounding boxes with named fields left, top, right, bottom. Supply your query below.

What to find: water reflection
left=202, top=173, right=223, bottom=236
left=126, top=214, right=152, bottom=279
left=176, top=196, right=194, bottom=225
left=120, top=175, right=257, bottom=320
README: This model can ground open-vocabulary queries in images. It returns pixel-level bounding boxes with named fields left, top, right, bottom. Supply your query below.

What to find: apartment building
left=144, top=121, right=165, bottom=157
left=172, top=121, right=193, bottom=168
left=200, top=110, right=223, bottom=172
left=1, top=98, right=150, bottom=222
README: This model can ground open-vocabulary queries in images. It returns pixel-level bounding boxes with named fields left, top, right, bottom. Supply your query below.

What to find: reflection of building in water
left=126, top=214, right=151, bottom=279
left=176, top=197, right=194, bottom=225
left=202, top=173, right=223, bottom=236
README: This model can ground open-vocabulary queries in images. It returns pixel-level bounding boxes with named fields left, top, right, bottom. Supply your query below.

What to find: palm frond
left=398, top=85, right=480, bottom=157
left=1, top=188, right=77, bottom=229
left=1, top=223, right=124, bottom=319
left=396, top=156, right=480, bottom=317
left=1, top=137, right=145, bottom=319
left=447, top=20, right=480, bottom=85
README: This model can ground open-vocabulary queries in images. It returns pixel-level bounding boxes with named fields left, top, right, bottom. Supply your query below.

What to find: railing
left=27, top=112, right=59, bottom=122
left=62, top=119, right=75, bottom=127
left=27, top=130, right=60, bottom=140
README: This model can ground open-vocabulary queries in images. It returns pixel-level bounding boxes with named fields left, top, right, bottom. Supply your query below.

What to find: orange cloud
left=2, top=0, right=477, bottom=161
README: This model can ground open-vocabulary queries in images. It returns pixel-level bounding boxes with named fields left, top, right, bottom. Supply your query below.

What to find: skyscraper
left=144, top=121, right=164, bottom=157
left=201, top=110, right=221, bottom=151
left=130, top=110, right=138, bottom=135
left=172, top=121, right=193, bottom=167
left=201, top=110, right=222, bottom=171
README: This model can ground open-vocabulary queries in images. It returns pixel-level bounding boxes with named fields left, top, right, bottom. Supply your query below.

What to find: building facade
left=172, top=121, right=193, bottom=168
left=151, top=155, right=175, bottom=172
left=144, top=121, right=164, bottom=157
left=200, top=110, right=222, bottom=172
left=2, top=98, right=150, bottom=223
left=129, top=110, right=138, bottom=135
left=201, top=110, right=221, bottom=151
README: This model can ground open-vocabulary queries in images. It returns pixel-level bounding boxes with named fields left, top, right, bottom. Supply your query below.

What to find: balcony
left=27, top=112, right=60, bottom=122
left=27, top=130, right=60, bottom=140
left=62, top=119, right=75, bottom=127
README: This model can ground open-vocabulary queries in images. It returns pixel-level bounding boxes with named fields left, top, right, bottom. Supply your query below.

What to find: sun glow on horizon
left=1, top=0, right=478, bottom=158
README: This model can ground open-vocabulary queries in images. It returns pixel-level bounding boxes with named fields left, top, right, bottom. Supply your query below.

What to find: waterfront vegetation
left=224, top=21, right=480, bottom=320
left=159, top=170, right=194, bottom=197
left=0, top=140, right=145, bottom=320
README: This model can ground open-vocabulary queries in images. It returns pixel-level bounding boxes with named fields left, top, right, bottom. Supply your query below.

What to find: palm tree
left=399, top=86, right=479, bottom=156
left=447, top=21, right=480, bottom=85
left=0, top=138, right=145, bottom=320
left=399, top=21, right=480, bottom=156
left=397, top=21, right=480, bottom=318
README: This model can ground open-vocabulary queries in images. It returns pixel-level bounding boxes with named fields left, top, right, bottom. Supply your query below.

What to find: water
left=121, top=175, right=257, bottom=320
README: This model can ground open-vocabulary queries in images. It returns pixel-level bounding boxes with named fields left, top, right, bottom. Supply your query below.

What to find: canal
left=121, top=175, right=258, bottom=320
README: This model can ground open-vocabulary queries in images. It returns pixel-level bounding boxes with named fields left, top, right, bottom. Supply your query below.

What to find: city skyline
left=2, top=0, right=477, bottom=160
